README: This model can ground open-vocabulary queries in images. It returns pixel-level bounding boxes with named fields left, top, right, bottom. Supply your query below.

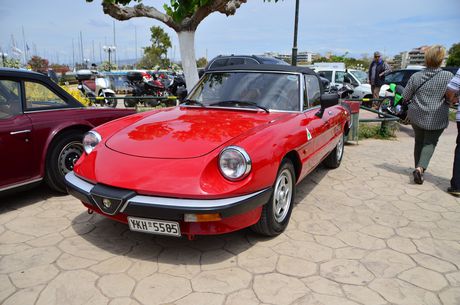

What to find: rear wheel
left=252, top=159, right=295, bottom=236
left=45, top=130, right=84, bottom=193
left=124, top=95, right=137, bottom=108
left=99, top=91, right=117, bottom=108
left=323, top=132, right=344, bottom=169
left=378, top=98, right=391, bottom=118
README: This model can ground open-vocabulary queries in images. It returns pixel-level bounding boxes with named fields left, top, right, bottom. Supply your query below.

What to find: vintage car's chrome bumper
left=65, top=172, right=272, bottom=220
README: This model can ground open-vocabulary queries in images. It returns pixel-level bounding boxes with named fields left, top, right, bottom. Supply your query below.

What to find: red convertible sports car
left=66, top=65, right=351, bottom=239
left=0, top=68, right=135, bottom=194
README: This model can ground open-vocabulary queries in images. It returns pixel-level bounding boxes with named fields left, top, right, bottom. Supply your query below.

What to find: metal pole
left=108, top=49, right=111, bottom=71
left=291, top=0, right=299, bottom=66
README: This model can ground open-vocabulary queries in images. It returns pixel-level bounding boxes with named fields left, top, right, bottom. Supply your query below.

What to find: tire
left=252, top=159, right=296, bottom=236
left=45, top=130, right=85, bottom=193
left=124, top=95, right=137, bottom=108
left=378, top=98, right=391, bottom=118
left=144, top=99, right=160, bottom=107
left=323, top=132, right=345, bottom=169
left=100, top=91, right=117, bottom=108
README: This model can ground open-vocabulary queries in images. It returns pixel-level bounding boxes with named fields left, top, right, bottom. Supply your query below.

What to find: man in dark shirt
left=368, top=51, right=391, bottom=100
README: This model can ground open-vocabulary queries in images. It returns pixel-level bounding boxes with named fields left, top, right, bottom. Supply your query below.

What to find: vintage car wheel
left=252, top=159, right=295, bottom=236
left=45, top=130, right=84, bottom=193
left=323, top=133, right=344, bottom=169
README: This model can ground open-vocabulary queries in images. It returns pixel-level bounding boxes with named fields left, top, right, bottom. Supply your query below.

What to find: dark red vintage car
left=0, top=68, right=135, bottom=194
left=66, top=65, right=350, bottom=239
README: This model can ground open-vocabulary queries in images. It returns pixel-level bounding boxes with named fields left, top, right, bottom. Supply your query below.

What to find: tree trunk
left=177, top=31, right=199, bottom=91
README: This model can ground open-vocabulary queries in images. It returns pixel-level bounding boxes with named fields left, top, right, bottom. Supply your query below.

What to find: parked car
left=199, top=54, right=289, bottom=77
left=65, top=64, right=351, bottom=239
left=0, top=68, right=136, bottom=194
left=383, top=68, right=422, bottom=88
left=315, top=67, right=387, bottom=99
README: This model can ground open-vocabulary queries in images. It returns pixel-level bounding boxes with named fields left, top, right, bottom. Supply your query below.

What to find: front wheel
left=45, top=130, right=85, bottom=193
left=323, top=132, right=344, bottom=169
left=252, top=159, right=296, bottom=236
left=378, top=98, right=392, bottom=118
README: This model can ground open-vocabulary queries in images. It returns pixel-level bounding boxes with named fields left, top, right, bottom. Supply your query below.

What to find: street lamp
left=0, top=52, right=7, bottom=67
left=291, top=0, right=300, bottom=66
left=103, top=46, right=116, bottom=71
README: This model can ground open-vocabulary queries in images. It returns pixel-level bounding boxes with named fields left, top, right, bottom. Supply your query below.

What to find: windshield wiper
left=209, top=100, right=269, bottom=113
left=181, top=99, right=205, bottom=107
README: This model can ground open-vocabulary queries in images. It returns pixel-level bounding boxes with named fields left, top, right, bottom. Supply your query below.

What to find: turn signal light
left=184, top=213, right=222, bottom=222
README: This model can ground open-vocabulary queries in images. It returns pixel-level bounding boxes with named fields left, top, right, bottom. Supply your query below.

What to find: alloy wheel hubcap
left=336, top=135, right=344, bottom=161
left=273, top=168, right=293, bottom=223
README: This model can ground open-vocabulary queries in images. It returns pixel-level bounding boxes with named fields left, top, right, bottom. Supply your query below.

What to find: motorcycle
left=378, top=83, right=409, bottom=123
left=124, top=71, right=166, bottom=107
left=76, top=70, right=117, bottom=108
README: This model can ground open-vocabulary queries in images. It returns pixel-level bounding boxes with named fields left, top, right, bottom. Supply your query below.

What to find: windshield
left=188, top=71, right=300, bottom=111
left=349, top=70, right=368, bottom=84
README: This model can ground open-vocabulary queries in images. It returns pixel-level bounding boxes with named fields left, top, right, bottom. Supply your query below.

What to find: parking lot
left=1, top=123, right=459, bottom=305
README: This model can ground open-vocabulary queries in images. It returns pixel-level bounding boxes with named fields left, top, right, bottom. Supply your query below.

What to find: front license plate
left=128, top=217, right=181, bottom=237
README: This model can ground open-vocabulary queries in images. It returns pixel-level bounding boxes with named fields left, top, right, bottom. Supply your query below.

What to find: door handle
left=10, top=129, right=31, bottom=135
left=328, top=110, right=334, bottom=115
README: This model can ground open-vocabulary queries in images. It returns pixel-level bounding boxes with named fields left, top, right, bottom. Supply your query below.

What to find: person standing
left=403, top=45, right=454, bottom=184
left=368, top=51, right=391, bottom=100
left=447, top=68, right=460, bottom=195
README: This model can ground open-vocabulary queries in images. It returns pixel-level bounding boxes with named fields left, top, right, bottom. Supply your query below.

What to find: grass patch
left=449, top=108, right=456, bottom=122
left=358, top=122, right=398, bottom=140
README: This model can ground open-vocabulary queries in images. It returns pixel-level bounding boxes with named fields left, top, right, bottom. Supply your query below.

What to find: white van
left=314, top=67, right=387, bottom=99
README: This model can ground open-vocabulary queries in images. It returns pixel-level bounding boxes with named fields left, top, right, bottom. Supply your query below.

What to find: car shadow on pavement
left=69, top=165, right=329, bottom=265
left=0, top=184, right=63, bottom=214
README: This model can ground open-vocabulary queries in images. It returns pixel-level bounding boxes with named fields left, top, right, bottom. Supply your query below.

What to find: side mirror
left=177, top=87, right=188, bottom=101
left=316, top=93, right=339, bottom=117
left=343, top=76, right=351, bottom=84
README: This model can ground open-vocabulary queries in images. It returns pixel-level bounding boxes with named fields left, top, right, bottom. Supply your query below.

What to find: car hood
left=105, top=107, right=288, bottom=159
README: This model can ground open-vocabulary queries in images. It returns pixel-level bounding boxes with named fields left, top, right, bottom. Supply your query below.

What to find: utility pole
left=291, top=0, right=300, bottom=66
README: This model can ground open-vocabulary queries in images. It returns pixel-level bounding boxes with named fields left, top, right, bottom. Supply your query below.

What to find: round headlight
left=219, top=146, right=251, bottom=181
left=83, top=131, right=102, bottom=154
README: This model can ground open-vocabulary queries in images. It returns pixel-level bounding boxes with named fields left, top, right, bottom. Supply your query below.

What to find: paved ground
left=1, top=122, right=460, bottom=305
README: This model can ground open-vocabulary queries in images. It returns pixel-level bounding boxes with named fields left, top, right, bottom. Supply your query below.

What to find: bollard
left=341, top=100, right=361, bottom=143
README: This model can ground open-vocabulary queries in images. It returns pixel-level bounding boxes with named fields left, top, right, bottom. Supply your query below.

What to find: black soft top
left=208, top=64, right=317, bottom=75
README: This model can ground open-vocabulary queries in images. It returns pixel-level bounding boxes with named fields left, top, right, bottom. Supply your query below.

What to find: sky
left=1, top=0, right=459, bottom=65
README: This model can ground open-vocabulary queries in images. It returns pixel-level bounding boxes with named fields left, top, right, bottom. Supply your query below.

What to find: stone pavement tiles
left=0, top=123, right=460, bottom=305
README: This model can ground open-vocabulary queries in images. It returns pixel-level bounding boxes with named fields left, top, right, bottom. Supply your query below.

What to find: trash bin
left=341, top=100, right=361, bottom=142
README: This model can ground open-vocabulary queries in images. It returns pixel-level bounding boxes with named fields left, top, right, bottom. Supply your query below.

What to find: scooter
left=378, top=83, right=409, bottom=123
left=124, top=71, right=166, bottom=107
left=76, top=70, right=117, bottom=108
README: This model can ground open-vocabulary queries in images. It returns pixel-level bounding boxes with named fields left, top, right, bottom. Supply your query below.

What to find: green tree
left=196, top=57, right=208, bottom=68
left=28, top=56, right=49, bottom=72
left=86, top=0, right=279, bottom=89
left=99, top=61, right=118, bottom=71
left=447, top=43, right=460, bottom=66
left=3, top=57, right=21, bottom=68
left=138, top=26, right=172, bottom=69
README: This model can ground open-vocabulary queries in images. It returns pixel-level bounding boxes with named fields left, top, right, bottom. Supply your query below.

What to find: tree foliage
left=49, top=64, right=70, bottom=74
left=138, top=26, right=172, bottom=69
left=99, top=61, right=118, bottom=71
left=28, top=56, right=49, bottom=72
left=2, top=57, right=21, bottom=69
left=196, top=57, right=208, bottom=67
left=447, top=43, right=460, bottom=67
